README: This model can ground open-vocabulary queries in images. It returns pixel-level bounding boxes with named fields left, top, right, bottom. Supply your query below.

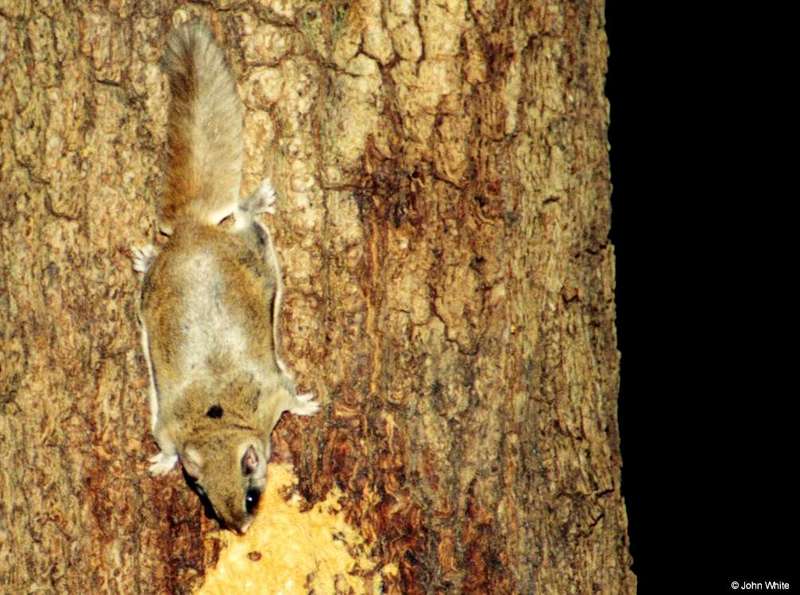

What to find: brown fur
left=133, top=21, right=318, bottom=533
left=160, top=21, right=243, bottom=232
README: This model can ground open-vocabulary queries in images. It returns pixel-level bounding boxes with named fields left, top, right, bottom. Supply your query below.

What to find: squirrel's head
left=181, top=429, right=268, bottom=534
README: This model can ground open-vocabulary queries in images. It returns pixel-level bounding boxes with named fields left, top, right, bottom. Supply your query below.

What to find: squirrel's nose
left=236, top=519, right=253, bottom=535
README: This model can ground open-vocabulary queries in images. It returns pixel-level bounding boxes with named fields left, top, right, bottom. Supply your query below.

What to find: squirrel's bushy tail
left=160, top=21, right=243, bottom=232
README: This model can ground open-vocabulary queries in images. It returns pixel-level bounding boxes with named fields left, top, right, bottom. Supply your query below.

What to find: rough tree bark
left=0, top=0, right=633, bottom=593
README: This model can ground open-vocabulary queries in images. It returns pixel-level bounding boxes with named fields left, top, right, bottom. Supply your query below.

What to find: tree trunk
left=0, top=1, right=634, bottom=593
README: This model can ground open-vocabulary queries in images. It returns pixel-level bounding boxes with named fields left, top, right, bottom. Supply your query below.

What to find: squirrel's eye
left=245, top=488, right=261, bottom=515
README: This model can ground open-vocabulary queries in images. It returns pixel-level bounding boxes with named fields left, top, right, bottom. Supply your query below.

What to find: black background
left=606, top=2, right=794, bottom=591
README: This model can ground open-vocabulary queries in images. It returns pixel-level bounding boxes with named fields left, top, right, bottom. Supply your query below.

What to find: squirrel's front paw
left=132, top=245, right=157, bottom=274
left=148, top=451, right=178, bottom=476
left=289, top=392, right=320, bottom=416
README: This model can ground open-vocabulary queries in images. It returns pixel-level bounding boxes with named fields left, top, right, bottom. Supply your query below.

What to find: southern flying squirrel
left=132, top=20, right=319, bottom=534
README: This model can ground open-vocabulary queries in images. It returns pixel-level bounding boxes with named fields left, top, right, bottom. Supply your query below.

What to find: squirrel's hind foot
left=289, top=392, right=320, bottom=416
left=242, top=179, right=277, bottom=215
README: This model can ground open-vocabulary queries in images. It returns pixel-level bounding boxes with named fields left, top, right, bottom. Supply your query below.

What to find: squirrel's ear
left=182, top=447, right=203, bottom=479
left=241, top=445, right=259, bottom=476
